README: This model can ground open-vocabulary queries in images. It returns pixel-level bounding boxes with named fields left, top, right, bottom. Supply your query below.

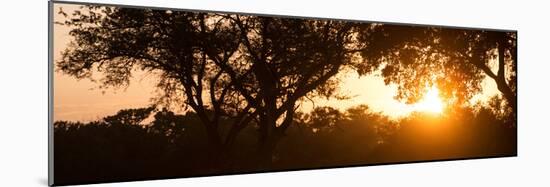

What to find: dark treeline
left=54, top=101, right=515, bottom=184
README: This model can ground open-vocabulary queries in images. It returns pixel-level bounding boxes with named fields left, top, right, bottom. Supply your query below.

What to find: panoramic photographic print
left=50, top=2, right=517, bottom=185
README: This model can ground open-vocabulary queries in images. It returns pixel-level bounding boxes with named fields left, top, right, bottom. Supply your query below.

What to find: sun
left=414, top=86, right=444, bottom=114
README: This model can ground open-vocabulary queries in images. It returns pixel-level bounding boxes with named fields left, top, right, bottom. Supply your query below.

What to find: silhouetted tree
left=484, top=95, right=514, bottom=124
left=103, top=106, right=155, bottom=126
left=150, top=108, right=186, bottom=139
left=56, top=6, right=366, bottom=166
left=308, top=106, right=343, bottom=131
left=356, top=25, right=516, bottom=116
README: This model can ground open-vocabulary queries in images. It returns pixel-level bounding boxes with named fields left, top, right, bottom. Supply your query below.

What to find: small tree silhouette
left=103, top=106, right=156, bottom=126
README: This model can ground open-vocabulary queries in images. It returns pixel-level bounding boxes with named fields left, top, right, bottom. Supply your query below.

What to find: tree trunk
left=496, top=41, right=517, bottom=116
left=199, top=121, right=232, bottom=172
left=496, top=78, right=517, bottom=114
left=255, top=133, right=282, bottom=170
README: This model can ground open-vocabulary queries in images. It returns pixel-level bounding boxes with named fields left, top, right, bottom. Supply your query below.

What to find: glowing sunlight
left=414, top=86, right=444, bottom=114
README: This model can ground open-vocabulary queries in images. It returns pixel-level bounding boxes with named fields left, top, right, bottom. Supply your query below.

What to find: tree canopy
left=57, top=6, right=366, bottom=162
left=356, top=24, right=516, bottom=116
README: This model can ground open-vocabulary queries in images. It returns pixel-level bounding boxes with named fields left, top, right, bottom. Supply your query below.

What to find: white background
left=1, top=0, right=549, bottom=186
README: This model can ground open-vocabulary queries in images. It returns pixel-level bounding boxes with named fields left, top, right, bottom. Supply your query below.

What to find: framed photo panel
left=49, top=1, right=517, bottom=186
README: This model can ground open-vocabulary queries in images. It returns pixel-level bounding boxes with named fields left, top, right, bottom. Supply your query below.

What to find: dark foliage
left=54, top=104, right=515, bottom=185
left=357, top=25, right=517, bottom=115
left=56, top=5, right=367, bottom=165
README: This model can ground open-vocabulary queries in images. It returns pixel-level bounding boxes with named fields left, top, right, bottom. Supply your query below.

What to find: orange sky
left=53, top=4, right=500, bottom=122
